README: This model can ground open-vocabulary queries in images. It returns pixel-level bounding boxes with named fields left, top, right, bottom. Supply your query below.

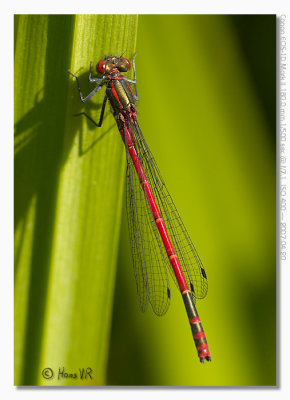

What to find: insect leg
left=68, top=70, right=105, bottom=103
left=124, top=53, right=138, bottom=100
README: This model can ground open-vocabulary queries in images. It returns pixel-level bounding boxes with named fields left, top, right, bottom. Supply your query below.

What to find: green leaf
left=14, top=14, right=138, bottom=386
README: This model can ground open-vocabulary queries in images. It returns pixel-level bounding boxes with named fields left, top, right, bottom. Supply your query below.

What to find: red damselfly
left=68, top=54, right=211, bottom=362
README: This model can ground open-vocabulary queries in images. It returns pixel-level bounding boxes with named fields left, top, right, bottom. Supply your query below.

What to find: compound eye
left=122, top=57, right=131, bottom=71
left=97, top=60, right=106, bottom=74
left=118, top=57, right=131, bottom=72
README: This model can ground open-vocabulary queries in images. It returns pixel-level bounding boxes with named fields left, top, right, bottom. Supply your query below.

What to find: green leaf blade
left=14, top=14, right=138, bottom=386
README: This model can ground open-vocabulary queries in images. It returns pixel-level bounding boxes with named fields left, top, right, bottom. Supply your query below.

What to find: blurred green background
left=107, top=15, right=276, bottom=385
left=14, top=15, right=276, bottom=386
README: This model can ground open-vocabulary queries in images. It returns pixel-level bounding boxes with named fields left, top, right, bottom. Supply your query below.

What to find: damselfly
left=68, top=54, right=211, bottom=362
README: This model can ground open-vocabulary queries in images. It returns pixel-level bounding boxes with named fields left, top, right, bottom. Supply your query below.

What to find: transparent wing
left=124, top=123, right=171, bottom=316
left=128, top=120, right=208, bottom=302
